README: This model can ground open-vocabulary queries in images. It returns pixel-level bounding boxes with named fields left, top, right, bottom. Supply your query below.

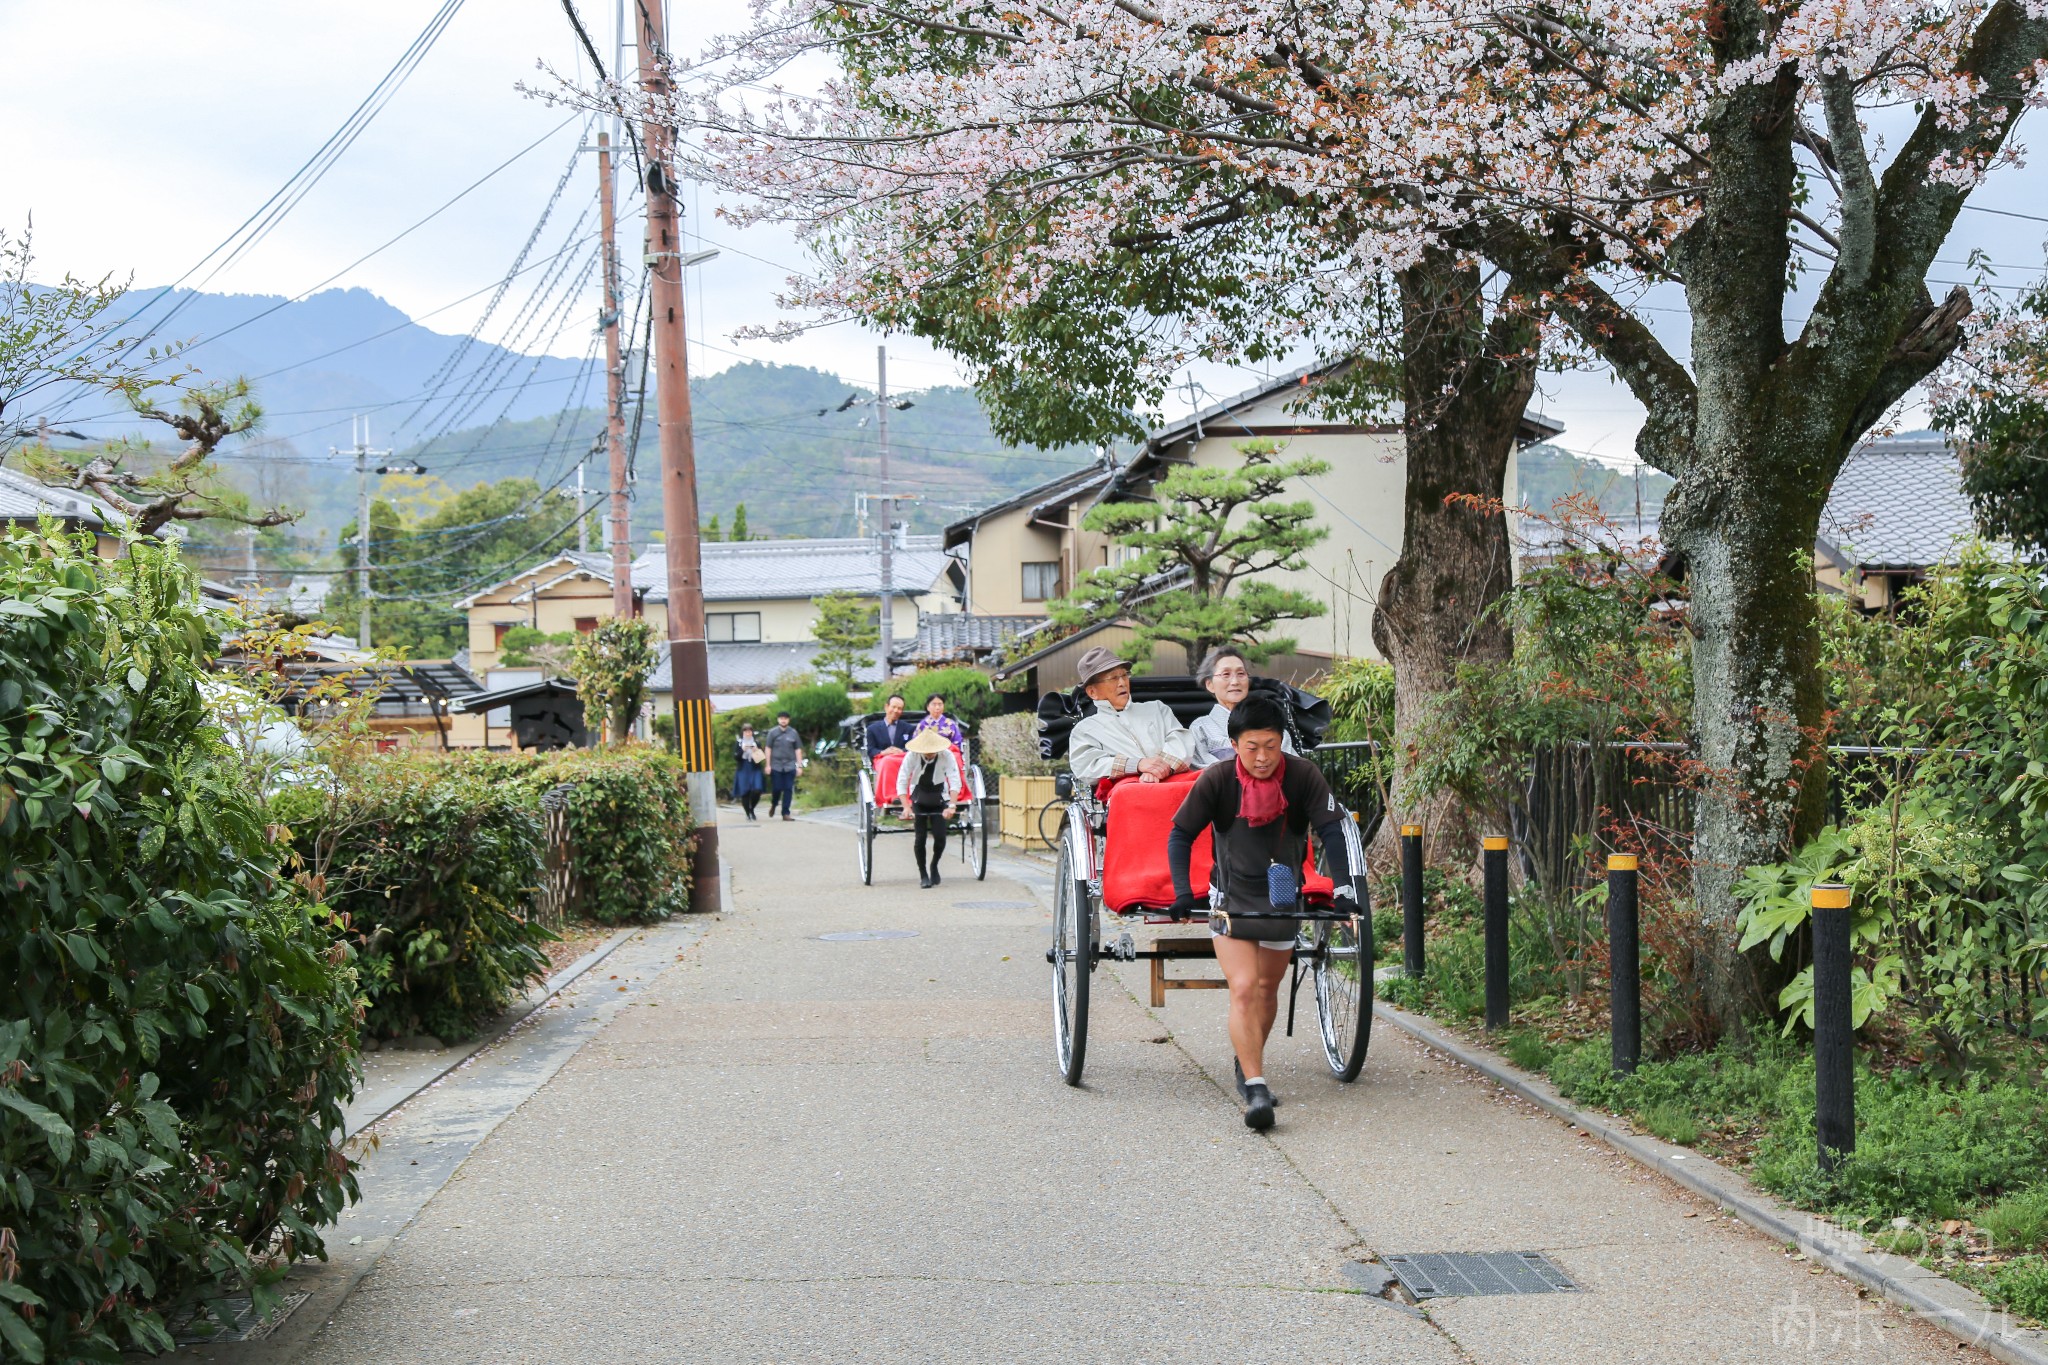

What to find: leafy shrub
left=1372, top=905, right=1403, bottom=962
left=772, top=682, right=851, bottom=743
left=1319, top=656, right=1394, bottom=746
left=897, top=666, right=999, bottom=733
left=1, top=531, right=359, bottom=1362
left=1988, top=1257, right=2048, bottom=1323
left=277, top=762, right=551, bottom=1042
left=494, top=747, right=693, bottom=923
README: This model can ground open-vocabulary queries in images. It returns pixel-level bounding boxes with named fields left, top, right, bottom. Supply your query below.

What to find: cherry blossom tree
left=555, top=0, right=2048, bottom=1022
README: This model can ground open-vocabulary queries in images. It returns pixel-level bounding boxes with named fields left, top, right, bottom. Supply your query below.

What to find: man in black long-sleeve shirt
left=1167, top=695, right=1354, bottom=1130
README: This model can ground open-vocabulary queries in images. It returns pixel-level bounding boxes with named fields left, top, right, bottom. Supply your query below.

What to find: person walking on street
left=763, top=711, right=804, bottom=821
left=896, top=728, right=958, bottom=888
left=911, top=693, right=965, bottom=748
left=866, top=693, right=915, bottom=756
left=1166, top=696, right=1355, bottom=1131
left=733, top=722, right=766, bottom=821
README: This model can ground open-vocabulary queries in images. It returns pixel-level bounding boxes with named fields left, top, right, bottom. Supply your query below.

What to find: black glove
left=1167, top=893, right=1203, bottom=918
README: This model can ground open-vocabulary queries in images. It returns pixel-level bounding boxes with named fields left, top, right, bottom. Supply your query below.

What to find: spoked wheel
left=856, top=770, right=876, bottom=885
left=1051, top=834, right=1092, bottom=1086
left=1311, top=912, right=1374, bottom=1081
left=965, top=769, right=990, bottom=880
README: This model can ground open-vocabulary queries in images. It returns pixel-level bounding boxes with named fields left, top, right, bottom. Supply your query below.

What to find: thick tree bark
left=1372, top=252, right=1538, bottom=867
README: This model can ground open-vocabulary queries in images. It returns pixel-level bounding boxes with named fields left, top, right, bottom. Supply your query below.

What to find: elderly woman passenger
left=1187, top=644, right=1297, bottom=768
left=1066, top=646, right=1192, bottom=786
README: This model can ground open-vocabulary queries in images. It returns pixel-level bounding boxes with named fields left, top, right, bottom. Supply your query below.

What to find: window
left=1022, top=561, right=1061, bottom=602
left=575, top=616, right=599, bottom=634
left=707, top=612, right=762, bottom=643
left=493, top=621, right=515, bottom=646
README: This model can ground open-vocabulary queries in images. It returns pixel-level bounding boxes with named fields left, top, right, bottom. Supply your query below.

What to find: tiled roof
left=892, top=612, right=1040, bottom=665
left=1821, top=433, right=1980, bottom=570
left=701, top=536, right=953, bottom=601
left=0, top=466, right=110, bottom=526
left=941, top=463, right=1111, bottom=549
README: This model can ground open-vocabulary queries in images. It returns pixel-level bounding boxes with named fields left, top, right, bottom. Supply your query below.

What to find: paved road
left=282, top=810, right=1985, bottom=1363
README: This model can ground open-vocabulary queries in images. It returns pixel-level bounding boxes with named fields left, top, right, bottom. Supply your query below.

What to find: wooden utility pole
left=875, top=345, right=893, bottom=683
left=598, top=130, right=633, bottom=618
left=636, top=0, right=719, bottom=910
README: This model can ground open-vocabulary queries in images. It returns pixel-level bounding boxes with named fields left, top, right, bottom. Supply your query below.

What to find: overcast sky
left=2, top=1, right=2042, bottom=469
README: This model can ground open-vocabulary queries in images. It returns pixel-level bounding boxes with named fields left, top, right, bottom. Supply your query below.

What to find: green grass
left=1977, top=1185, right=2048, bottom=1255
left=1640, top=1100, right=1703, bottom=1146
left=1988, top=1256, right=2048, bottom=1322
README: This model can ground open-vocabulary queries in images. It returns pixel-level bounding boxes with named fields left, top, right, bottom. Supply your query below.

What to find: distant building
left=1513, top=432, right=1986, bottom=614
left=455, top=538, right=965, bottom=738
left=947, top=363, right=1561, bottom=692
left=0, top=465, right=118, bottom=555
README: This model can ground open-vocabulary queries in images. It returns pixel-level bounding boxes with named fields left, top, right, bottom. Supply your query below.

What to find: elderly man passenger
left=1187, top=644, right=1297, bottom=768
left=1065, top=646, right=1192, bottom=787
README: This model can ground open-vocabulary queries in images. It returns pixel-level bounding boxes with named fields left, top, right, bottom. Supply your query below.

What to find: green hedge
left=897, top=666, right=999, bottom=733
left=1, top=532, right=360, bottom=1362
left=469, top=747, right=694, bottom=923
left=276, top=763, right=551, bottom=1043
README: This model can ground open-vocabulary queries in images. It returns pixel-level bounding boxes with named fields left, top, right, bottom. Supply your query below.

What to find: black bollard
left=1483, top=836, right=1509, bottom=1030
left=1400, top=823, right=1426, bottom=978
left=1608, top=854, right=1641, bottom=1075
left=1813, top=882, right=1856, bottom=1174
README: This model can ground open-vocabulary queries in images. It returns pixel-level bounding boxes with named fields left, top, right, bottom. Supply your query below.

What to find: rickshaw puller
left=1165, top=695, right=1354, bottom=1131
left=897, top=728, right=959, bottom=888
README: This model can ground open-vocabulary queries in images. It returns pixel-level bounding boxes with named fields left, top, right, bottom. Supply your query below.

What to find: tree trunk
left=1371, top=252, right=1538, bottom=867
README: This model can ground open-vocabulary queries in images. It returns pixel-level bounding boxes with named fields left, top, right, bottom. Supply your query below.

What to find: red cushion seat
left=872, top=749, right=969, bottom=812
left=1097, top=772, right=1333, bottom=913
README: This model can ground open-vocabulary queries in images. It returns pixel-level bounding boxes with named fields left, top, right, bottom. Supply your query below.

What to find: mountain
left=77, top=286, right=596, bottom=456
left=1517, top=443, right=1672, bottom=520
left=55, top=286, right=1094, bottom=562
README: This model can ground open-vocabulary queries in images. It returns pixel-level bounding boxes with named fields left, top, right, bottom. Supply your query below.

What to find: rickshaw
left=842, top=712, right=991, bottom=884
left=1035, top=676, right=1374, bottom=1087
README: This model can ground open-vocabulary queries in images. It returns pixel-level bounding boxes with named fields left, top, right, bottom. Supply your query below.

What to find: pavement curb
left=343, top=921, right=640, bottom=1139
left=1372, top=998, right=2048, bottom=1365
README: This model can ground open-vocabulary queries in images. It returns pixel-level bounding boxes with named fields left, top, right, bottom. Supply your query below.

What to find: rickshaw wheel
left=966, top=771, right=990, bottom=880
left=1312, top=912, right=1374, bottom=1081
left=1051, top=833, right=1091, bottom=1086
left=856, top=770, right=876, bottom=886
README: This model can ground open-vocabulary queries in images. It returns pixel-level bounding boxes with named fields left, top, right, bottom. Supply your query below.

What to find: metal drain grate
left=952, top=900, right=1031, bottom=909
left=816, top=929, right=920, bottom=942
left=1383, top=1252, right=1577, bottom=1299
left=170, top=1291, right=310, bottom=1344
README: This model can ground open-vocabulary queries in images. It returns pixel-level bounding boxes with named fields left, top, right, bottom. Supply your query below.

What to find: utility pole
left=875, top=345, right=894, bottom=686
left=333, top=416, right=389, bottom=649
left=637, top=0, right=719, bottom=912
left=598, top=129, right=633, bottom=618
left=577, top=460, right=590, bottom=552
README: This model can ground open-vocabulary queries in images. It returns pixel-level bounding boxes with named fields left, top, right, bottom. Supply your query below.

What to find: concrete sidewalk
left=272, top=810, right=1985, bottom=1363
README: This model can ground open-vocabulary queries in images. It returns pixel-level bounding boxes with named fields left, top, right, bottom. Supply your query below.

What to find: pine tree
left=810, top=589, right=880, bottom=688
left=1049, top=439, right=1328, bottom=666
left=731, top=503, right=751, bottom=541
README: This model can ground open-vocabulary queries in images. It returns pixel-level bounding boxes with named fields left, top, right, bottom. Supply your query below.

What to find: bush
left=897, top=666, right=999, bottom=733
left=772, top=682, right=852, bottom=743
left=1, top=531, right=359, bottom=1362
left=491, top=747, right=693, bottom=923
left=1319, top=656, right=1395, bottom=746
left=277, top=761, right=551, bottom=1042
left=1989, top=1257, right=2048, bottom=1323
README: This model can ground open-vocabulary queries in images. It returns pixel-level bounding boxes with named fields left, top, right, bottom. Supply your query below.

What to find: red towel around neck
left=1236, top=758, right=1286, bottom=827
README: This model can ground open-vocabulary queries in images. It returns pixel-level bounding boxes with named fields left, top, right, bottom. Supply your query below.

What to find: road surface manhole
left=952, top=900, right=1031, bottom=909
left=817, top=929, right=920, bottom=942
left=1383, top=1252, right=1577, bottom=1299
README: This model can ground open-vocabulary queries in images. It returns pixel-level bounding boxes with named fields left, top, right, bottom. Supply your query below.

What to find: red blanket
left=1097, top=772, right=1333, bottom=913
left=873, top=749, right=969, bottom=810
